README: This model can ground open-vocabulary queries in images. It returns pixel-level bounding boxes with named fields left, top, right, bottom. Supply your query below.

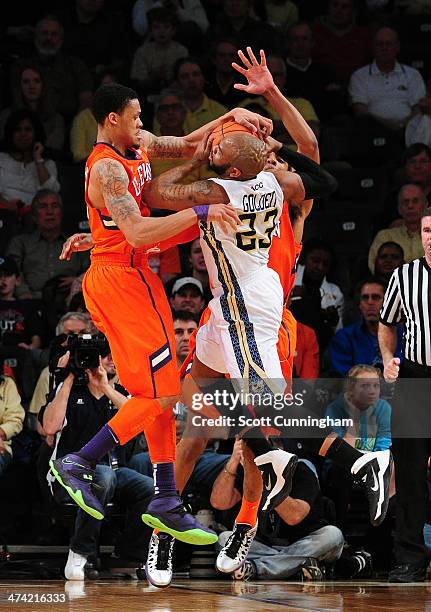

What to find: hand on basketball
left=193, top=129, right=214, bottom=163
left=233, top=47, right=275, bottom=96
left=383, top=357, right=400, bottom=383
left=60, top=233, right=94, bottom=260
left=230, top=107, right=273, bottom=140
left=207, top=203, right=241, bottom=232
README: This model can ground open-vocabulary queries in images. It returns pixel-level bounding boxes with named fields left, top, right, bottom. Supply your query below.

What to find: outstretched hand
left=232, top=47, right=275, bottom=96
left=60, top=233, right=93, bottom=261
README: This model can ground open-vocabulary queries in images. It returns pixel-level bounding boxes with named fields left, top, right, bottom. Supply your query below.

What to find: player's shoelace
left=155, top=535, right=174, bottom=570
left=224, top=524, right=255, bottom=560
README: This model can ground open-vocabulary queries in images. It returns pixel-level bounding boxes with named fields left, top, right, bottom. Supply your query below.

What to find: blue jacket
left=325, top=393, right=392, bottom=451
left=329, top=319, right=404, bottom=376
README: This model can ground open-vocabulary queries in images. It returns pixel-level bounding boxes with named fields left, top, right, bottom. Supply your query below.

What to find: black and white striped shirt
left=380, top=257, right=431, bottom=366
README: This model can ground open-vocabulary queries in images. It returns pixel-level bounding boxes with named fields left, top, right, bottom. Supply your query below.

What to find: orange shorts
left=277, top=306, right=297, bottom=384
left=83, top=255, right=180, bottom=399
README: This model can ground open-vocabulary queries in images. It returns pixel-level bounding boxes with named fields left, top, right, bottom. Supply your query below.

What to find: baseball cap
left=0, top=256, right=19, bottom=276
left=171, top=277, right=203, bottom=296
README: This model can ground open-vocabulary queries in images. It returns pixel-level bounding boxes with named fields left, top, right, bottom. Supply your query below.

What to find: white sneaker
left=145, top=531, right=175, bottom=588
left=351, top=449, right=393, bottom=527
left=216, top=522, right=257, bottom=573
left=64, top=549, right=87, bottom=580
left=254, top=449, right=298, bottom=511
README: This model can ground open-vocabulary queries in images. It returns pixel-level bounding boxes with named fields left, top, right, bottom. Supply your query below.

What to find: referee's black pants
left=392, top=359, right=431, bottom=566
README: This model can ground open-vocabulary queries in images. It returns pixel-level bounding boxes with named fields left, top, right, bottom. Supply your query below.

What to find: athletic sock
left=153, top=462, right=177, bottom=496
left=323, top=436, right=362, bottom=470
left=236, top=495, right=261, bottom=527
left=78, top=424, right=118, bottom=465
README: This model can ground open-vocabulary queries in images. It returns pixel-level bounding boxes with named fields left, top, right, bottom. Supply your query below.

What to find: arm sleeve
left=277, top=145, right=338, bottom=200
left=348, top=69, right=368, bottom=106
left=380, top=269, right=402, bottom=326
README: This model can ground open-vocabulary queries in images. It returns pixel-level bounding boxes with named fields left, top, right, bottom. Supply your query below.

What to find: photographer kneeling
left=39, top=335, right=154, bottom=580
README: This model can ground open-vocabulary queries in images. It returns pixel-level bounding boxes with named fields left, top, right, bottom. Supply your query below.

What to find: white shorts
left=195, top=267, right=285, bottom=394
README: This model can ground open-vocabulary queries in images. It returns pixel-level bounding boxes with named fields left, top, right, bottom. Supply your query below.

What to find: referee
left=379, top=206, right=431, bottom=583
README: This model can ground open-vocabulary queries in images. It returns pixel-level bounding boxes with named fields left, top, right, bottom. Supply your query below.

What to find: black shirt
left=39, top=382, right=129, bottom=465
left=0, top=299, right=42, bottom=346
left=258, top=461, right=330, bottom=546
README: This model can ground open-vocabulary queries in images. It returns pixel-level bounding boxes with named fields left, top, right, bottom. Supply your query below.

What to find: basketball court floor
left=1, top=579, right=431, bottom=611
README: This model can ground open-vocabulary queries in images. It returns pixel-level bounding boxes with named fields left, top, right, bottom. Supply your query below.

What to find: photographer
left=39, top=336, right=154, bottom=580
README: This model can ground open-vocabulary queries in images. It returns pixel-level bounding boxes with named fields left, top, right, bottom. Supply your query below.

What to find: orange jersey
left=268, top=203, right=302, bottom=302
left=85, top=142, right=152, bottom=258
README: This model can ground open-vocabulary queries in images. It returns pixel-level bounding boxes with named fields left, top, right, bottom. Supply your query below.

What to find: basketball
left=210, top=120, right=257, bottom=146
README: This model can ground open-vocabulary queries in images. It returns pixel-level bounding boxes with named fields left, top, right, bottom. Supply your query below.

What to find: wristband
left=223, top=466, right=237, bottom=477
left=193, top=205, right=209, bottom=223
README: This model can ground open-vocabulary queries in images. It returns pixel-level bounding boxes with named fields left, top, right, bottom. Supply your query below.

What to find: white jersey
left=201, top=171, right=284, bottom=292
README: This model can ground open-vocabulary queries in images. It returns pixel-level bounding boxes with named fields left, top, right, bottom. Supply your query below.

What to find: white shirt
left=0, top=153, right=60, bottom=205
left=200, top=171, right=284, bottom=291
left=348, top=61, right=426, bottom=123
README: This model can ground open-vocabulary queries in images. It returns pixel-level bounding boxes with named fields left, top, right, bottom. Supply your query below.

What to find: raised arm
left=233, top=47, right=318, bottom=160
left=93, top=157, right=237, bottom=247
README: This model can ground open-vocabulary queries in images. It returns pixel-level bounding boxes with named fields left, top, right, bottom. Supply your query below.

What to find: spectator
left=258, top=0, right=298, bottom=32
left=172, top=309, right=198, bottom=367
left=378, top=144, right=431, bottom=230
left=405, top=76, right=431, bottom=149
left=294, top=321, right=320, bottom=379
left=239, top=54, right=320, bottom=142
left=131, top=0, right=209, bottom=53
left=0, top=110, right=60, bottom=224
left=174, top=58, right=227, bottom=133
left=0, top=63, right=65, bottom=153
left=206, top=0, right=282, bottom=56
left=349, top=27, right=426, bottom=135
left=6, top=189, right=89, bottom=300
left=329, top=278, right=403, bottom=376
left=204, top=38, right=249, bottom=109
left=0, top=256, right=43, bottom=349
left=54, top=0, right=130, bottom=77
left=69, top=70, right=118, bottom=164
left=40, top=339, right=153, bottom=579
left=368, top=184, right=428, bottom=272
left=0, top=371, right=25, bottom=476
left=188, top=238, right=210, bottom=296
left=10, top=15, right=93, bottom=120
left=290, top=239, right=344, bottom=352
left=212, top=439, right=344, bottom=580
left=283, top=22, right=346, bottom=122
left=324, top=365, right=392, bottom=529
left=131, top=8, right=188, bottom=96
left=29, top=311, right=93, bottom=423
left=373, top=242, right=405, bottom=285
left=312, top=0, right=372, bottom=84
left=170, top=276, right=205, bottom=316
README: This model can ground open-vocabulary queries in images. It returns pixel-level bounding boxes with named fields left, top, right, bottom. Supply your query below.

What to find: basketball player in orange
left=49, top=82, right=273, bottom=547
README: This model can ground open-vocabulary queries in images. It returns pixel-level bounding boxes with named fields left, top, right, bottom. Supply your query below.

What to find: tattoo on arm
left=95, top=159, right=140, bottom=225
left=146, top=134, right=187, bottom=159
left=159, top=180, right=224, bottom=204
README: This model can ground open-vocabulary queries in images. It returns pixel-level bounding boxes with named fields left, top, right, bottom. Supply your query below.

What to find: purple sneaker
left=142, top=494, right=218, bottom=545
left=49, top=454, right=104, bottom=520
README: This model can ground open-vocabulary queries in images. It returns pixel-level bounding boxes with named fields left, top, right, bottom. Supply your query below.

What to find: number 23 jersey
left=201, top=171, right=284, bottom=291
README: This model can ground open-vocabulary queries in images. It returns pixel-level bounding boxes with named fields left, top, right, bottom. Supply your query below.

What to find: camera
left=49, top=333, right=110, bottom=387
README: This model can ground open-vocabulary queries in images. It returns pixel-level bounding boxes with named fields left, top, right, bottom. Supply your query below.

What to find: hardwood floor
left=2, top=579, right=431, bottom=611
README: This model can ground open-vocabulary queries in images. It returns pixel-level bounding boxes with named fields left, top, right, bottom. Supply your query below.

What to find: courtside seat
left=327, top=167, right=388, bottom=217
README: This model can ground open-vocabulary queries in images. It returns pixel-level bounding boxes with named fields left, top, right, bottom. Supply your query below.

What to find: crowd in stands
left=1, top=0, right=431, bottom=582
